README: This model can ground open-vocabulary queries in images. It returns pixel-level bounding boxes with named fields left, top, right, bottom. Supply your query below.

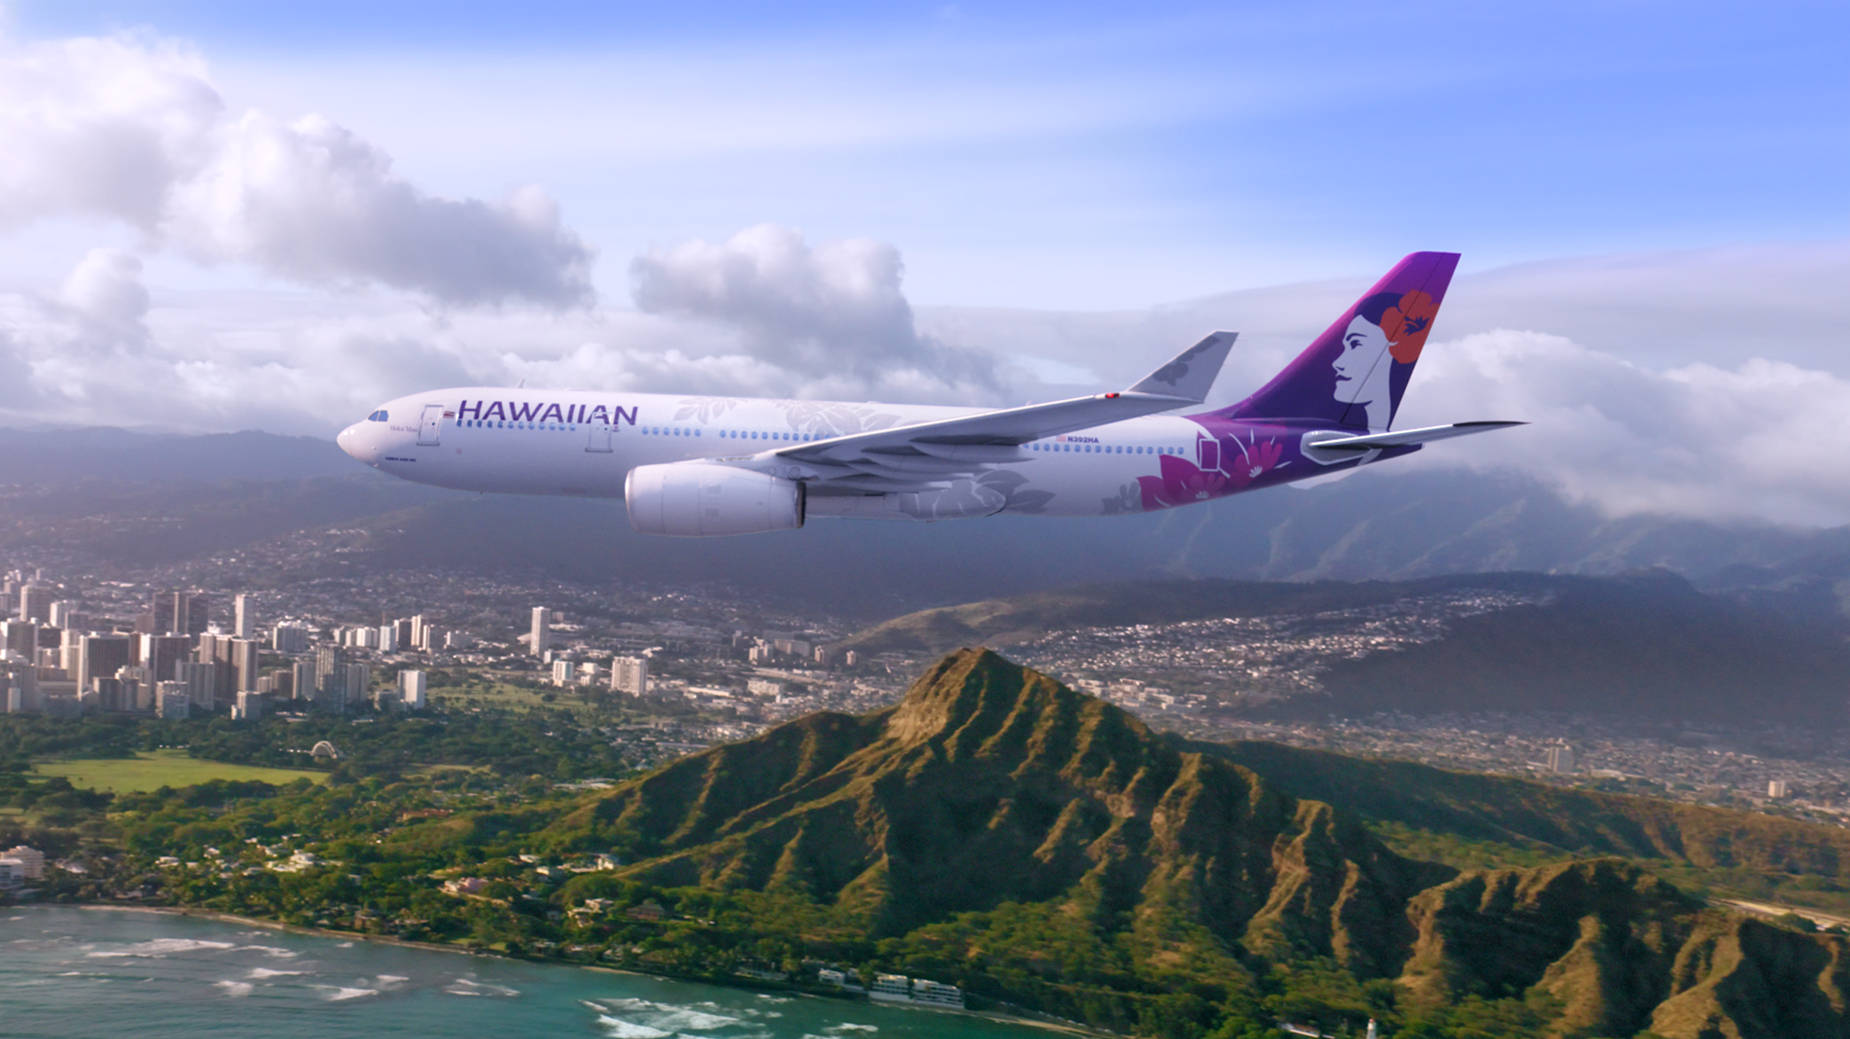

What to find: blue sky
left=7, top=0, right=1845, bottom=307
left=3, top=1, right=1850, bottom=524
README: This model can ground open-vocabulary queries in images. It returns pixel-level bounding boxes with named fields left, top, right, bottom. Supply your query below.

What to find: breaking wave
left=86, top=938, right=237, bottom=958
left=597, top=1015, right=672, bottom=1039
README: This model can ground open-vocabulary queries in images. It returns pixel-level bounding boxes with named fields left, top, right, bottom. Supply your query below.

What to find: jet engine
left=624, top=462, right=806, bottom=537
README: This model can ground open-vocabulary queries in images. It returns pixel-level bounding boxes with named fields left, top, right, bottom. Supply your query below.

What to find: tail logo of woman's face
left=1332, top=289, right=1437, bottom=429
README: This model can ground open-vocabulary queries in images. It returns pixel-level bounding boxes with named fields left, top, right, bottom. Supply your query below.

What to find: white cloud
left=1385, top=330, right=1850, bottom=527
left=0, top=32, right=593, bottom=307
left=630, top=224, right=1000, bottom=402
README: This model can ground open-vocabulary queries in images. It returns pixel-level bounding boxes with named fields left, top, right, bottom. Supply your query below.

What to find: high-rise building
left=17, top=584, right=53, bottom=623
left=611, top=656, right=649, bottom=697
left=156, top=681, right=190, bottom=719
left=233, top=594, right=253, bottom=638
left=291, top=659, right=317, bottom=704
left=2, top=659, right=40, bottom=714
left=77, top=633, right=132, bottom=693
left=1, top=619, right=36, bottom=659
left=314, top=645, right=342, bottom=697
left=400, top=670, right=427, bottom=710
left=409, top=615, right=426, bottom=648
left=48, top=601, right=73, bottom=629
left=88, top=676, right=126, bottom=712
left=144, top=590, right=177, bottom=634
left=117, top=665, right=151, bottom=710
left=551, top=658, right=573, bottom=686
left=270, top=622, right=308, bottom=653
left=58, top=628, right=82, bottom=675
left=1545, top=743, right=1577, bottom=773
left=232, top=690, right=265, bottom=721
left=530, top=607, right=552, bottom=657
left=173, top=591, right=210, bottom=635
left=177, top=660, right=218, bottom=711
left=377, top=624, right=399, bottom=653
left=140, top=633, right=193, bottom=683
left=343, top=662, right=370, bottom=709
left=228, top=637, right=260, bottom=693
left=393, top=618, right=413, bottom=648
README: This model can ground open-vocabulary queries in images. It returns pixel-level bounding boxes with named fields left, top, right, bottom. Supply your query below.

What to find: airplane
left=338, top=252, right=1520, bottom=536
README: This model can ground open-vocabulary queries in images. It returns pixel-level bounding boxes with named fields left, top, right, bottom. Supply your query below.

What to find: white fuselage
left=336, top=387, right=1211, bottom=519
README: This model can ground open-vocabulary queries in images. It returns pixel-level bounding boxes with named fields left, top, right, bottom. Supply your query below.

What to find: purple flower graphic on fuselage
left=1137, top=429, right=1286, bottom=510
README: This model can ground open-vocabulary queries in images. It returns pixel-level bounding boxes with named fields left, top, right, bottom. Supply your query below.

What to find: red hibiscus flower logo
left=1380, top=289, right=1437, bottom=364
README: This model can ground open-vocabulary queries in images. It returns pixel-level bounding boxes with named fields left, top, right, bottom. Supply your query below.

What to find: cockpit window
left=367, top=410, right=389, bottom=422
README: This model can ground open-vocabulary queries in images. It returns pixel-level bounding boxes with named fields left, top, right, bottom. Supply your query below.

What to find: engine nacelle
left=624, top=462, right=806, bottom=537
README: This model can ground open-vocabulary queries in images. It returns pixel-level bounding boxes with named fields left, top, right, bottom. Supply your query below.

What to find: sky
left=0, top=1, right=1847, bottom=525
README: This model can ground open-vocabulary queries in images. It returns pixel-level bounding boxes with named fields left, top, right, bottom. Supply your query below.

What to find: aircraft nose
left=337, top=422, right=377, bottom=464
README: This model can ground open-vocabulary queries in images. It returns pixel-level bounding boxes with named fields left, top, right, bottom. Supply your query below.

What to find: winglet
left=1129, top=331, right=1237, bottom=403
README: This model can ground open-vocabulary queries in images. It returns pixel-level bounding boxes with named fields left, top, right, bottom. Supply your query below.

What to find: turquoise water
left=0, top=907, right=1050, bottom=1039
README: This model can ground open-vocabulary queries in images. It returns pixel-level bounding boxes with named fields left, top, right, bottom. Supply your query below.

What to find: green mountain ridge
left=546, top=649, right=1850, bottom=1037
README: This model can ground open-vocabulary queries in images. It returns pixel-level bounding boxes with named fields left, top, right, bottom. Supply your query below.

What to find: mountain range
left=842, top=572, right=1850, bottom=725
left=542, top=648, right=1850, bottom=1038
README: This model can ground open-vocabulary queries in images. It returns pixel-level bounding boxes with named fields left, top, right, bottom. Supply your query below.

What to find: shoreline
left=61, top=902, right=1109, bottom=1037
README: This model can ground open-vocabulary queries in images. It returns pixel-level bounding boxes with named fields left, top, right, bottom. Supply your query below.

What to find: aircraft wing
left=752, top=332, right=1237, bottom=493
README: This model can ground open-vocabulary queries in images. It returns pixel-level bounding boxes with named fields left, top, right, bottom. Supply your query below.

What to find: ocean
left=0, top=907, right=1056, bottom=1039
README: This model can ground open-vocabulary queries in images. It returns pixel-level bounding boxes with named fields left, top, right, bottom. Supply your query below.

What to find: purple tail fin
left=1223, top=251, right=1460, bottom=430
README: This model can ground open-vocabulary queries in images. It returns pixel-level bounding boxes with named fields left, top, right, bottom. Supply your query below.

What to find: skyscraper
left=142, top=590, right=176, bottom=634
left=233, top=594, right=253, bottom=638
left=291, top=659, right=317, bottom=705
left=77, top=634, right=132, bottom=694
left=343, top=662, right=370, bottom=710
left=228, top=638, right=260, bottom=693
left=17, top=585, right=53, bottom=623
left=173, top=592, right=209, bottom=635
left=140, top=633, right=193, bottom=682
left=176, top=659, right=218, bottom=712
left=0, top=619, right=35, bottom=659
left=530, top=607, right=552, bottom=657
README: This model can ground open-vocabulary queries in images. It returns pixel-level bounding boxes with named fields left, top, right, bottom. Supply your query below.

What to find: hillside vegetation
left=538, top=649, right=1850, bottom=1037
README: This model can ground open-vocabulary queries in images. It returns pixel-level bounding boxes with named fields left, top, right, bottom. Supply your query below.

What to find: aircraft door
left=586, top=423, right=613, bottom=453
left=417, top=404, right=444, bottom=446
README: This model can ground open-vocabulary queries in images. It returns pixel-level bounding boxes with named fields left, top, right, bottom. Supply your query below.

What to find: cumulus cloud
left=1398, top=330, right=1850, bottom=527
left=0, top=33, right=592, bottom=307
left=631, top=225, right=1000, bottom=402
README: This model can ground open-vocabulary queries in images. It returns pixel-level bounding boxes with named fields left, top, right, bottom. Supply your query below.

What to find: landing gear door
left=417, top=404, right=445, bottom=446
left=586, top=423, right=613, bottom=453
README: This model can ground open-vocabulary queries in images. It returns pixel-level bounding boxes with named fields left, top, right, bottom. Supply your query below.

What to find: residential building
left=400, top=670, right=427, bottom=710
left=611, top=656, right=649, bottom=696
left=156, top=681, right=190, bottom=719
left=530, top=607, right=552, bottom=657
left=140, top=633, right=192, bottom=683
left=271, top=622, right=308, bottom=653
left=233, top=594, right=253, bottom=638
left=77, top=633, right=132, bottom=692
left=17, top=584, right=53, bottom=623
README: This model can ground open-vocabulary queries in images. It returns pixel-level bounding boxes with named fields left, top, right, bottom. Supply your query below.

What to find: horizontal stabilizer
left=1129, top=331, right=1237, bottom=403
left=1308, top=421, right=1525, bottom=451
